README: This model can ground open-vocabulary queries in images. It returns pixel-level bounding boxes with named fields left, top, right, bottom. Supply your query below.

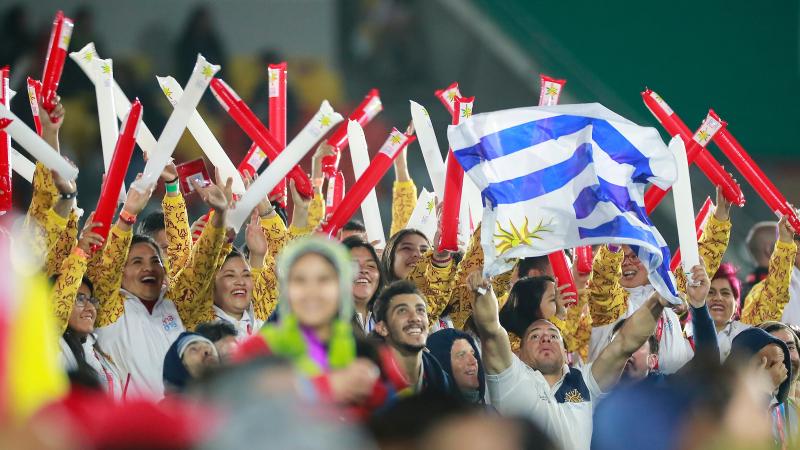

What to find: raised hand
left=51, top=158, right=77, bottom=195
left=777, top=213, right=795, bottom=243
left=554, top=278, right=577, bottom=313
left=327, top=358, right=380, bottom=404
left=311, top=142, right=336, bottom=181
left=244, top=172, right=274, bottom=217
left=245, top=210, right=268, bottom=265
left=39, top=96, right=64, bottom=139
left=685, top=264, right=711, bottom=308
left=713, top=180, right=736, bottom=221
left=193, top=168, right=232, bottom=213
left=77, top=213, right=105, bottom=253
left=123, top=174, right=155, bottom=216
left=160, top=161, right=179, bottom=183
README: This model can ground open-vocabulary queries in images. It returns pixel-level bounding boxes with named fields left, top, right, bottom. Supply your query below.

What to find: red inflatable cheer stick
left=210, top=77, right=313, bottom=199
left=708, top=109, right=800, bottom=233
left=438, top=96, right=474, bottom=252
left=26, top=78, right=43, bottom=136
left=267, top=62, right=288, bottom=207
left=641, top=89, right=744, bottom=213
left=322, top=129, right=415, bottom=237
left=91, top=100, right=142, bottom=250
left=0, top=67, right=11, bottom=214
left=322, top=89, right=382, bottom=178
left=40, top=11, right=74, bottom=116
left=325, top=170, right=345, bottom=222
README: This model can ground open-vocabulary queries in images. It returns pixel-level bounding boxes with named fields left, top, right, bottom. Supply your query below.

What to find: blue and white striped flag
left=448, top=103, right=681, bottom=304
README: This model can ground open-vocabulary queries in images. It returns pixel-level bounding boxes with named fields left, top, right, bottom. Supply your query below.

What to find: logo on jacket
left=162, top=314, right=178, bottom=332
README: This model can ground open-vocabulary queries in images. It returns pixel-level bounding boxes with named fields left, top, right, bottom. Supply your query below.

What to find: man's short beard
left=531, top=359, right=562, bottom=376
left=387, top=330, right=425, bottom=355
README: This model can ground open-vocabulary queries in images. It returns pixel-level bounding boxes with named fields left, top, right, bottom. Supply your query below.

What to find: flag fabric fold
left=448, top=103, right=681, bottom=304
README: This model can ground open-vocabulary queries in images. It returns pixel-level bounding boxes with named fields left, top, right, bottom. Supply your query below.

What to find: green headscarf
left=260, top=236, right=356, bottom=375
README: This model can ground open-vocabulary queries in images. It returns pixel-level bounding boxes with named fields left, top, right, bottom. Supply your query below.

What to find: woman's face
left=287, top=253, right=340, bottom=331
left=708, top=278, right=736, bottom=326
left=214, top=256, right=254, bottom=318
left=392, top=233, right=429, bottom=280
left=68, top=283, right=97, bottom=335
left=122, top=242, right=166, bottom=301
left=539, top=281, right=558, bottom=320
left=350, top=246, right=380, bottom=305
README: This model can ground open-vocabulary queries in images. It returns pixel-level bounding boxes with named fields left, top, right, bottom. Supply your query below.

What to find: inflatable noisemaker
left=156, top=75, right=245, bottom=195
left=237, top=143, right=268, bottom=179
left=538, top=75, right=566, bottom=106
left=347, top=120, right=386, bottom=247
left=0, top=105, right=77, bottom=181
left=0, top=67, right=11, bottom=214
left=325, top=170, right=345, bottom=222
left=438, top=96, right=473, bottom=252
left=669, top=137, right=701, bottom=279
left=548, top=250, right=578, bottom=306
left=707, top=109, right=800, bottom=232
left=226, top=100, right=342, bottom=232
left=641, top=89, right=744, bottom=213
left=268, top=62, right=288, bottom=207
left=410, top=100, right=446, bottom=200
left=670, top=196, right=713, bottom=272
left=434, top=82, right=461, bottom=115
left=40, top=10, right=74, bottom=115
left=90, top=100, right=142, bottom=251
left=574, top=246, right=594, bottom=275
left=133, top=55, right=219, bottom=191
left=209, top=77, right=313, bottom=199
left=26, top=78, right=42, bottom=136
left=322, top=89, right=382, bottom=178
left=70, top=43, right=158, bottom=155
left=322, top=128, right=415, bottom=237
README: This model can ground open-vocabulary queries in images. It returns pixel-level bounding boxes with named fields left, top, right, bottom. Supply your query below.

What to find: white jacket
left=95, top=289, right=185, bottom=399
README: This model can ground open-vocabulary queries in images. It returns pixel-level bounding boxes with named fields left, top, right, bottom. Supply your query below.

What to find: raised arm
left=159, top=162, right=193, bottom=278
left=741, top=215, right=797, bottom=325
left=25, top=99, right=64, bottom=227
left=93, top=182, right=155, bottom=327
left=390, top=146, right=417, bottom=237
left=683, top=266, right=719, bottom=363
left=468, top=271, right=514, bottom=374
left=246, top=211, right=278, bottom=322
left=588, top=245, right=628, bottom=327
left=170, top=172, right=230, bottom=324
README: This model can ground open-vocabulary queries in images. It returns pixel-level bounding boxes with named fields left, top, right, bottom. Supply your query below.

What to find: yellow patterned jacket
left=391, top=180, right=417, bottom=237
left=52, top=249, right=90, bottom=334
left=26, top=163, right=73, bottom=268
left=741, top=240, right=798, bottom=325
left=588, top=214, right=732, bottom=327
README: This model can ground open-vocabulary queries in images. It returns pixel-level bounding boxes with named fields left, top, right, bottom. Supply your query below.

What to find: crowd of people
left=3, top=29, right=800, bottom=447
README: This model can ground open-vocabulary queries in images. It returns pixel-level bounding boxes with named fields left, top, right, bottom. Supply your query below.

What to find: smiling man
left=372, top=280, right=454, bottom=395
left=468, top=269, right=673, bottom=450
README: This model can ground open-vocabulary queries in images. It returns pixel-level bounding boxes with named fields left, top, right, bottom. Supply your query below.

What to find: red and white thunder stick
left=210, top=77, right=313, bottom=199
left=40, top=11, right=74, bottom=115
left=434, top=82, right=461, bottom=116
left=322, top=89, right=383, bottom=178
left=538, top=75, right=566, bottom=106
left=0, top=67, right=11, bottom=214
left=268, top=62, right=288, bottom=207
left=641, top=89, right=744, bottom=213
left=26, top=78, right=42, bottom=136
left=669, top=196, right=713, bottom=272
left=325, top=170, right=345, bottom=222
left=438, top=95, right=474, bottom=252
left=91, top=100, right=142, bottom=250
left=707, top=109, right=800, bottom=232
left=322, top=128, right=416, bottom=237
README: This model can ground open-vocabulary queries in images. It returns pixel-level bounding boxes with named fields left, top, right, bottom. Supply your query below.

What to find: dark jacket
left=727, top=327, right=792, bottom=405
left=421, top=350, right=456, bottom=396
left=426, top=329, right=485, bottom=403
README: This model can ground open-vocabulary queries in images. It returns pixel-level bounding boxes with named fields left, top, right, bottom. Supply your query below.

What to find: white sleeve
left=486, top=354, right=542, bottom=416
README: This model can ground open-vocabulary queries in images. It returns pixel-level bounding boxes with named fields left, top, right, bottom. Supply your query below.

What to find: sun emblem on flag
left=564, top=389, right=584, bottom=403
left=83, top=51, right=93, bottom=62
left=494, top=217, right=552, bottom=254
left=546, top=86, right=559, bottom=96
left=61, top=33, right=71, bottom=47
left=101, top=63, right=111, bottom=74
left=162, top=86, right=173, bottom=99
left=201, top=65, right=214, bottom=79
left=461, top=105, right=472, bottom=118
left=319, top=114, right=332, bottom=127
left=390, top=133, right=403, bottom=145
left=696, top=130, right=710, bottom=144
left=446, top=90, right=457, bottom=102
left=422, top=108, right=429, bottom=117
left=269, top=71, right=278, bottom=83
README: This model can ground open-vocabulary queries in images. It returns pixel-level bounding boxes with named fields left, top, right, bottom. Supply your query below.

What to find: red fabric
left=230, top=333, right=272, bottom=363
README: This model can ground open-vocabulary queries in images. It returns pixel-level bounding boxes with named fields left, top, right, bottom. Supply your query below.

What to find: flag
left=448, top=103, right=681, bottom=304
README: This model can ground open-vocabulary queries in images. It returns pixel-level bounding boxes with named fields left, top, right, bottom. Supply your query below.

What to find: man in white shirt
left=468, top=271, right=674, bottom=450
